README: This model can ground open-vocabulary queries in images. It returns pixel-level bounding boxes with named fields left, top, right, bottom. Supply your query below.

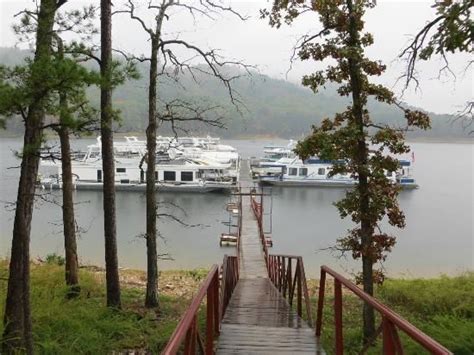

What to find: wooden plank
left=216, top=195, right=325, bottom=354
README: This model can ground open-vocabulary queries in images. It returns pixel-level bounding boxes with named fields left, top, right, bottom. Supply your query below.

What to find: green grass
left=311, top=272, right=474, bottom=354
left=0, top=260, right=199, bottom=354
left=1, top=260, right=473, bottom=354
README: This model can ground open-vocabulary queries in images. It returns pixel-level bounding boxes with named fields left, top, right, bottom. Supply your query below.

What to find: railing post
left=206, top=278, right=214, bottom=354
left=299, top=257, right=312, bottom=325
left=334, top=279, right=343, bottom=355
left=281, top=257, right=286, bottom=293
left=269, top=256, right=273, bottom=282
left=297, top=261, right=302, bottom=317
left=213, top=271, right=220, bottom=336
left=315, top=268, right=326, bottom=337
left=184, top=316, right=196, bottom=355
left=283, top=257, right=289, bottom=298
left=382, top=317, right=397, bottom=355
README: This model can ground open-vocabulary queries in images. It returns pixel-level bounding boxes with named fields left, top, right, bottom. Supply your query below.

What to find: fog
left=0, top=0, right=471, bottom=114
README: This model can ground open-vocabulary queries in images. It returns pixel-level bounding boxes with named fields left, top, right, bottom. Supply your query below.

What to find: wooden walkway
left=216, top=195, right=324, bottom=354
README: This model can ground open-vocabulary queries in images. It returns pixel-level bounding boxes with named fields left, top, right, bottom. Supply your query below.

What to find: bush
left=45, top=253, right=65, bottom=266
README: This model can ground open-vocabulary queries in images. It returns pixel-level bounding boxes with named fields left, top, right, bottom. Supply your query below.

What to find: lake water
left=0, top=138, right=472, bottom=278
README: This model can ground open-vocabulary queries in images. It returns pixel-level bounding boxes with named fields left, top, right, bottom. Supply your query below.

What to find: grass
left=1, top=259, right=473, bottom=354
left=308, top=272, right=474, bottom=354
left=0, top=259, right=204, bottom=354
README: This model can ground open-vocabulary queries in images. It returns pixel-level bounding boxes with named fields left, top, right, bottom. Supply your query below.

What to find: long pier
left=216, top=193, right=323, bottom=354
left=163, top=163, right=452, bottom=354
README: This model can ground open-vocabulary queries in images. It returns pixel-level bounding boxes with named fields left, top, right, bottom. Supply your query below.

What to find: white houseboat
left=255, top=157, right=418, bottom=189
left=39, top=137, right=238, bottom=193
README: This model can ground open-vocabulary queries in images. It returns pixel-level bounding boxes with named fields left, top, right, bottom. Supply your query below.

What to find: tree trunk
left=58, top=121, right=80, bottom=295
left=145, top=37, right=159, bottom=308
left=57, top=39, right=80, bottom=297
left=100, top=0, right=121, bottom=308
left=2, top=0, right=59, bottom=353
left=346, top=0, right=376, bottom=342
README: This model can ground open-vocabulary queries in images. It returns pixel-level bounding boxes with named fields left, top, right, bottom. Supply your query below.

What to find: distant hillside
left=0, top=47, right=470, bottom=140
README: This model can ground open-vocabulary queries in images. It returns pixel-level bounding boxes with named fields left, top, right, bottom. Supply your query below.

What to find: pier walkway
left=163, top=167, right=452, bottom=354
left=216, top=195, right=322, bottom=354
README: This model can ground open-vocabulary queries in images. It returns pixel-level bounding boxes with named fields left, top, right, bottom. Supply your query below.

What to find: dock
left=163, top=161, right=450, bottom=355
left=216, top=193, right=323, bottom=354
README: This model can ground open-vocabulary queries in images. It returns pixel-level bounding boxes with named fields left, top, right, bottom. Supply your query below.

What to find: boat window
left=181, top=171, right=193, bottom=182
left=97, top=170, right=102, bottom=182
left=318, top=168, right=325, bottom=175
left=116, top=167, right=126, bottom=173
left=289, top=168, right=298, bottom=176
left=120, top=179, right=129, bottom=184
left=299, top=168, right=308, bottom=176
left=163, top=171, right=176, bottom=181
left=282, top=166, right=287, bottom=174
left=155, top=171, right=158, bottom=180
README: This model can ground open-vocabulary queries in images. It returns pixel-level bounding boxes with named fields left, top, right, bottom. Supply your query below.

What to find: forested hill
left=0, top=47, right=469, bottom=140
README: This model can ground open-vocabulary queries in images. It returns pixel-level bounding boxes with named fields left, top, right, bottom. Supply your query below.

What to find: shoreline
left=1, top=132, right=473, bottom=144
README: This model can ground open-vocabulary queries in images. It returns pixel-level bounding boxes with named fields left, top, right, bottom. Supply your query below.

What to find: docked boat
left=38, top=136, right=239, bottom=193
left=249, top=140, right=296, bottom=179
left=254, top=156, right=418, bottom=189
left=250, top=140, right=418, bottom=189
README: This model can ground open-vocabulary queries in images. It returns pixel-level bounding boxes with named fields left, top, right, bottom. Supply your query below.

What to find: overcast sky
left=0, top=0, right=471, bottom=114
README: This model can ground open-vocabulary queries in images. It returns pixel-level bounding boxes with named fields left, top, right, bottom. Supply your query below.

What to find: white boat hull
left=38, top=180, right=234, bottom=193
left=259, top=178, right=418, bottom=189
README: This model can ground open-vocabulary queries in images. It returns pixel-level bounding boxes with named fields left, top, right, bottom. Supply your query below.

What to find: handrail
left=219, top=255, right=239, bottom=321
left=250, top=192, right=269, bottom=268
left=316, top=265, right=452, bottom=355
left=163, top=255, right=239, bottom=355
left=236, top=193, right=242, bottom=270
left=162, top=265, right=219, bottom=355
left=268, top=254, right=312, bottom=325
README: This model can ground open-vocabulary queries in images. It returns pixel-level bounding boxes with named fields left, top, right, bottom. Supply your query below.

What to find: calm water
left=0, top=138, right=472, bottom=278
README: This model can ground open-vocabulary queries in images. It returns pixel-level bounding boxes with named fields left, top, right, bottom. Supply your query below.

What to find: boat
left=38, top=136, right=239, bottom=193
left=255, top=156, right=418, bottom=189
left=249, top=140, right=296, bottom=179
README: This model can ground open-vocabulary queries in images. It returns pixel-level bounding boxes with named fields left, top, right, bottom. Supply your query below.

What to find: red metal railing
left=316, top=265, right=452, bottom=355
left=162, top=255, right=239, bottom=355
left=220, top=255, right=239, bottom=321
left=250, top=192, right=269, bottom=267
left=268, top=254, right=312, bottom=324
left=236, top=193, right=242, bottom=269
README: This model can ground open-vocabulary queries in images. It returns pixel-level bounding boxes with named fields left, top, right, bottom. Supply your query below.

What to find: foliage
left=45, top=253, right=65, bottom=266
left=0, top=261, right=201, bottom=353
left=0, top=49, right=99, bottom=140
left=400, top=0, right=473, bottom=88
left=0, top=4, right=140, bottom=136
left=263, top=1, right=431, bottom=283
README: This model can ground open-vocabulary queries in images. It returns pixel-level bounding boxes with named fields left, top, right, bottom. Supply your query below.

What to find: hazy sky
left=0, top=0, right=471, bottom=114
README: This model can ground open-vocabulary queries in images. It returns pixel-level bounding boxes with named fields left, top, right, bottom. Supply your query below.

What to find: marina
left=38, top=136, right=240, bottom=192
left=0, top=138, right=471, bottom=277
left=38, top=136, right=419, bottom=192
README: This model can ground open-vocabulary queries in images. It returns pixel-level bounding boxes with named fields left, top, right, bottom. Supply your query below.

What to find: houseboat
left=38, top=137, right=238, bottom=193
left=255, top=157, right=418, bottom=189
